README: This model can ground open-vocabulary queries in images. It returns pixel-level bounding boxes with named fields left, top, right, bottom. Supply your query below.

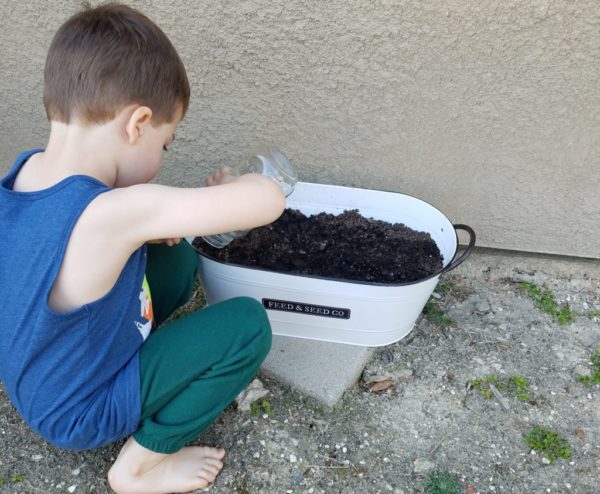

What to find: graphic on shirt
left=135, top=276, right=154, bottom=340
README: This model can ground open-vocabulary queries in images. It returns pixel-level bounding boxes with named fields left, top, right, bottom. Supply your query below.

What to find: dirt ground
left=1, top=249, right=599, bottom=494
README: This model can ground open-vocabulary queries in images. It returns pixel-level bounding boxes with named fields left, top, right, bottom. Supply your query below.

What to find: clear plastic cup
left=202, top=146, right=297, bottom=249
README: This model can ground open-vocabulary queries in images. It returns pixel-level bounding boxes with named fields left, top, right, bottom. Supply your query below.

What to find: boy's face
left=117, top=106, right=182, bottom=187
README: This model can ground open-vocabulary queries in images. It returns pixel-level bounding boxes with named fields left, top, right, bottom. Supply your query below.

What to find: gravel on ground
left=1, top=249, right=599, bottom=494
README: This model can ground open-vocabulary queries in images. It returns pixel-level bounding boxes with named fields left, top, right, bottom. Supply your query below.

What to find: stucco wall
left=1, top=1, right=598, bottom=258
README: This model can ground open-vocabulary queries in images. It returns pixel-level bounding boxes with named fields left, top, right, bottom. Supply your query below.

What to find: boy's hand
left=205, top=166, right=237, bottom=187
left=147, top=238, right=181, bottom=246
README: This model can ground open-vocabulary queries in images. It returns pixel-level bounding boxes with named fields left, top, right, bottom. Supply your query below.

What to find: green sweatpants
left=133, top=241, right=272, bottom=454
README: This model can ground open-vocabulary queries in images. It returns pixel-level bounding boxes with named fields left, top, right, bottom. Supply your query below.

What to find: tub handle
left=440, top=224, right=476, bottom=274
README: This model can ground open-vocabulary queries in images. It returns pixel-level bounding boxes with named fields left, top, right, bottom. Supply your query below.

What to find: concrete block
left=261, top=335, right=375, bottom=407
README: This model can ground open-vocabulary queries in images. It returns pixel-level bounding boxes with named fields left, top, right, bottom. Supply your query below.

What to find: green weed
left=509, top=375, right=531, bottom=400
left=250, top=399, right=272, bottom=417
left=11, top=474, right=23, bottom=483
left=423, top=470, right=461, bottom=494
left=470, top=374, right=530, bottom=401
left=261, top=399, right=272, bottom=416
left=422, top=278, right=473, bottom=328
left=519, top=282, right=576, bottom=325
left=470, top=375, right=496, bottom=399
left=523, top=426, right=571, bottom=463
left=577, top=348, right=600, bottom=388
left=423, top=300, right=454, bottom=328
left=435, top=281, right=455, bottom=295
left=588, top=308, right=600, bottom=320
left=0, top=477, right=4, bottom=485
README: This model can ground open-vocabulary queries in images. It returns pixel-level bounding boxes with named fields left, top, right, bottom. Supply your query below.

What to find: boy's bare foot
left=108, top=437, right=225, bottom=494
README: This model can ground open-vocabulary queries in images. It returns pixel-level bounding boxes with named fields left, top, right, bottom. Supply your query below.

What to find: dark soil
left=193, top=209, right=443, bottom=283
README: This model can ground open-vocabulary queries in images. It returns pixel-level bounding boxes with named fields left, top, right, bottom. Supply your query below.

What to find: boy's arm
left=90, top=173, right=286, bottom=249
left=46, top=172, right=284, bottom=312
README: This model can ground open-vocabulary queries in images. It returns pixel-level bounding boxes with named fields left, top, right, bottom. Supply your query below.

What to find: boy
left=0, top=3, right=285, bottom=494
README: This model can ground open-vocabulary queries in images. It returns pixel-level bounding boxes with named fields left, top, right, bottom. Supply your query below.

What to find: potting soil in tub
left=193, top=208, right=443, bottom=284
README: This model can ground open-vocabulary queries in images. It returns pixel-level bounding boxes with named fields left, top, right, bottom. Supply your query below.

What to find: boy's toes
left=199, top=469, right=217, bottom=484
left=205, top=458, right=223, bottom=470
left=213, top=447, right=226, bottom=459
left=200, top=462, right=220, bottom=475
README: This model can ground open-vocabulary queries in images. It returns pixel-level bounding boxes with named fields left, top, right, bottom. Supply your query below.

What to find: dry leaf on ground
left=362, top=375, right=395, bottom=393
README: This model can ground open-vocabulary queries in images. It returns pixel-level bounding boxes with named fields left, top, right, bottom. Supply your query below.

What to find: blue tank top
left=0, top=150, right=152, bottom=450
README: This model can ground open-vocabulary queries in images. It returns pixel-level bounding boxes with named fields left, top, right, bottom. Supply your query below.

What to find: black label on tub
left=262, top=298, right=351, bottom=319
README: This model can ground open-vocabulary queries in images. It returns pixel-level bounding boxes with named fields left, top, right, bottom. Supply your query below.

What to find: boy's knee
left=228, top=296, right=272, bottom=356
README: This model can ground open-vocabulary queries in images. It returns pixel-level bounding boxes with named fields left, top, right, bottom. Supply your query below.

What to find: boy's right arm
left=48, top=171, right=286, bottom=312
left=89, top=172, right=286, bottom=251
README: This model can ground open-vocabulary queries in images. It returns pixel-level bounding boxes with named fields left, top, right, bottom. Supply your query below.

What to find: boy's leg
left=109, top=296, right=271, bottom=493
left=145, top=240, right=200, bottom=327
left=135, top=296, right=272, bottom=453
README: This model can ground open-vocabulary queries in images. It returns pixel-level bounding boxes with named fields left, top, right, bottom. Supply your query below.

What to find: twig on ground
left=429, top=441, right=443, bottom=456
left=316, top=452, right=349, bottom=465
left=489, top=383, right=511, bottom=410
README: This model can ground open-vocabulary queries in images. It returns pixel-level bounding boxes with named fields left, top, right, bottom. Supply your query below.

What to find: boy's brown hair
left=43, top=2, right=190, bottom=125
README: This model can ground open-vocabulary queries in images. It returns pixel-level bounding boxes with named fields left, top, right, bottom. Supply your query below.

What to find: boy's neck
left=39, top=120, right=120, bottom=187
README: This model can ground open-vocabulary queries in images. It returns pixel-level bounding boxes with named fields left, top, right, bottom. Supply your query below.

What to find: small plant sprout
left=509, top=375, right=530, bottom=401
left=470, top=375, right=497, bottom=399
left=523, top=426, right=571, bottom=463
left=423, top=300, right=454, bottom=328
left=423, top=470, right=461, bottom=494
left=519, top=282, right=576, bottom=326
left=577, top=348, right=600, bottom=388
left=250, top=399, right=272, bottom=417
left=261, top=399, right=272, bottom=416
left=435, top=281, right=455, bottom=295
left=10, top=474, right=24, bottom=483
left=470, top=374, right=530, bottom=401
left=588, top=308, right=600, bottom=320
left=421, top=278, right=459, bottom=328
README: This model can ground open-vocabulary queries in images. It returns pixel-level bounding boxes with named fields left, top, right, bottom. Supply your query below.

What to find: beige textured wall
left=1, top=1, right=599, bottom=259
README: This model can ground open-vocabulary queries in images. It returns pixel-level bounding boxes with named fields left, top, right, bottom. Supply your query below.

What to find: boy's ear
left=124, top=105, right=153, bottom=144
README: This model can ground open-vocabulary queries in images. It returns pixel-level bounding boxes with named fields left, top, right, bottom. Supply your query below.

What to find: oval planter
left=192, top=182, right=475, bottom=347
